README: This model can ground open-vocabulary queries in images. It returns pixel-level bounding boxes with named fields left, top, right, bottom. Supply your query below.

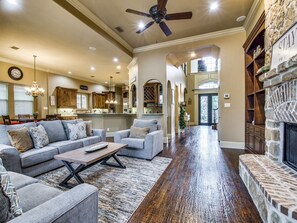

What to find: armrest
left=114, top=129, right=130, bottom=143
left=144, top=130, right=163, bottom=158
left=92, top=129, right=106, bottom=141
left=9, top=183, right=98, bottom=223
left=0, top=144, right=22, bottom=173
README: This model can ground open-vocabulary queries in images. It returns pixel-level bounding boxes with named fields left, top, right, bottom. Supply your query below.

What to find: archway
left=167, top=81, right=172, bottom=136
left=143, top=79, right=163, bottom=114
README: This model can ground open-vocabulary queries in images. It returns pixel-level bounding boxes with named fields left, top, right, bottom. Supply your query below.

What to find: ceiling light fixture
left=190, top=52, right=196, bottom=58
left=68, top=71, right=72, bottom=74
left=116, top=65, right=121, bottom=70
left=113, top=57, right=119, bottom=62
left=89, top=46, right=96, bottom=51
left=236, top=16, right=246, bottom=22
left=7, top=0, right=17, bottom=5
left=90, top=66, right=95, bottom=71
left=105, top=76, right=117, bottom=104
left=210, top=2, right=219, bottom=11
left=25, top=55, right=45, bottom=97
left=138, top=21, right=145, bottom=30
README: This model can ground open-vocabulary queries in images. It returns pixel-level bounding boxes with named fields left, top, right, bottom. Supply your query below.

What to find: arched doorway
left=143, top=79, right=163, bottom=114
left=167, top=81, right=172, bottom=136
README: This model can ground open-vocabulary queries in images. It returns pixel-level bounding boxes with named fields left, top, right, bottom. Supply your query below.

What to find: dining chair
left=2, top=115, right=11, bottom=125
left=18, top=114, right=31, bottom=123
left=46, top=114, right=59, bottom=121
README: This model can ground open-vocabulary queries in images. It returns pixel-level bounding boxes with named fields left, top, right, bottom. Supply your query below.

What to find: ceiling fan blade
left=126, top=9, right=151, bottom=18
left=157, top=0, right=168, bottom=11
left=159, top=21, right=172, bottom=36
left=165, top=12, right=193, bottom=20
left=136, top=21, right=155, bottom=34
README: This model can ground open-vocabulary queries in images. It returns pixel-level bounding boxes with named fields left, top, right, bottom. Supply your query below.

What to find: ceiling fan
left=126, top=0, right=192, bottom=36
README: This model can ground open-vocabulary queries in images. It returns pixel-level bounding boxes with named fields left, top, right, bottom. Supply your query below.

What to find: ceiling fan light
left=210, top=2, right=219, bottom=11
left=138, top=21, right=145, bottom=30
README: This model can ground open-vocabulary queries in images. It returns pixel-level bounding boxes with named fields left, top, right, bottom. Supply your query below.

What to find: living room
left=0, top=0, right=297, bottom=222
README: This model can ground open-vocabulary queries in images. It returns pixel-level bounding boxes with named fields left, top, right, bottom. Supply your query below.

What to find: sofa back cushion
left=133, top=119, right=158, bottom=133
left=0, top=123, right=36, bottom=146
left=62, top=120, right=78, bottom=139
left=38, top=120, right=67, bottom=143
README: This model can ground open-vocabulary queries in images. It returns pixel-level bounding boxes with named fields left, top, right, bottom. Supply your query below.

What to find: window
left=0, top=83, right=8, bottom=115
left=77, top=93, right=89, bottom=109
left=190, top=57, right=218, bottom=73
left=14, top=85, right=33, bottom=115
left=198, top=81, right=219, bottom=89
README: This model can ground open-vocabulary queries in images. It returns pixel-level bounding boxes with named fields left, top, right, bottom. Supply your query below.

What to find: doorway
left=198, top=94, right=218, bottom=126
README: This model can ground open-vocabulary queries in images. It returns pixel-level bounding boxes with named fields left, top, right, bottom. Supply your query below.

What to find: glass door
left=199, top=94, right=218, bottom=125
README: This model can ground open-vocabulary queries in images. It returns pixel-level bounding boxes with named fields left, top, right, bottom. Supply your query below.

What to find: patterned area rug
left=36, top=156, right=171, bottom=223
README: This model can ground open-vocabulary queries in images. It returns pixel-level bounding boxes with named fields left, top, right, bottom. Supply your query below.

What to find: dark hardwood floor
left=128, top=126, right=262, bottom=223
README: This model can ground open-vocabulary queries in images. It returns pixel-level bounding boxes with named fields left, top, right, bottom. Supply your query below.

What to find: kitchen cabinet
left=92, top=92, right=106, bottom=109
left=56, top=87, right=77, bottom=108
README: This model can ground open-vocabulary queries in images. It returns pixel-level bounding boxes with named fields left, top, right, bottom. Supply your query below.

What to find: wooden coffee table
left=54, top=142, right=127, bottom=188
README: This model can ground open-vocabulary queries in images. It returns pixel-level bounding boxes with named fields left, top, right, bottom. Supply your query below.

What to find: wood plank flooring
left=128, top=126, right=262, bottom=223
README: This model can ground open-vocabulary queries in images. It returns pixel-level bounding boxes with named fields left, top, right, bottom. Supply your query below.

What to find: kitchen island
left=77, top=113, right=137, bottom=136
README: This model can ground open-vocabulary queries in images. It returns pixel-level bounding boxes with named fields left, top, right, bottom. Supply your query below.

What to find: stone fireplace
left=239, top=0, right=297, bottom=222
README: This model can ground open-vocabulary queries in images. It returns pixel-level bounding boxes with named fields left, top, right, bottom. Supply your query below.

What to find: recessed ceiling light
left=7, top=0, right=17, bottom=5
left=104, top=81, right=108, bottom=84
left=236, top=16, right=246, bottom=22
left=138, top=21, right=145, bottom=30
left=210, top=2, right=219, bottom=11
left=68, top=71, right=72, bottom=74
left=89, top=46, right=96, bottom=51
left=116, top=65, right=121, bottom=70
left=90, top=66, right=95, bottom=71
left=190, top=52, right=196, bottom=58
left=113, top=57, right=119, bottom=62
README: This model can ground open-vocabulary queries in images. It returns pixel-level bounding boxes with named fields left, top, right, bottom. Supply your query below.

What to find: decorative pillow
left=133, top=119, right=158, bottom=133
left=129, top=126, right=150, bottom=139
left=29, top=125, right=49, bottom=149
left=0, top=158, right=23, bottom=221
left=67, top=122, right=87, bottom=141
left=7, top=127, right=33, bottom=153
left=84, top=121, right=93, bottom=136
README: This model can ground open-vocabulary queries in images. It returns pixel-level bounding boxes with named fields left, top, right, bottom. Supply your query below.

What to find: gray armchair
left=114, top=119, right=163, bottom=160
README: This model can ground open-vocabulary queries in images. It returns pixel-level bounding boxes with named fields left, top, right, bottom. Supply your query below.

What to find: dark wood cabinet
left=144, top=83, right=162, bottom=104
left=56, top=87, right=77, bottom=108
left=243, top=12, right=266, bottom=154
left=92, top=92, right=106, bottom=109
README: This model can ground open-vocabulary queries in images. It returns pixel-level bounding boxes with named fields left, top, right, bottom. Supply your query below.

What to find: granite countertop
left=142, top=113, right=164, bottom=116
left=77, top=113, right=137, bottom=115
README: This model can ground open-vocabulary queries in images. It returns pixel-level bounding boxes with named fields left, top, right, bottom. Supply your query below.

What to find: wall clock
left=8, top=66, right=23, bottom=80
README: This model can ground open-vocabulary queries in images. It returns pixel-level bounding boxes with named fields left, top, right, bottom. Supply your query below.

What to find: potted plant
left=33, top=112, right=38, bottom=120
left=179, top=103, right=186, bottom=132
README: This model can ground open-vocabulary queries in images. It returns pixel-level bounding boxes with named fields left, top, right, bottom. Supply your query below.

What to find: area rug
left=36, top=156, right=172, bottom=223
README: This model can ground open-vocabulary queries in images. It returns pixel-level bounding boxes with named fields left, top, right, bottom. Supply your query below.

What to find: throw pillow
left=7, top=127, right=33, bottom=153
left=84, top=121, right=93, bottom=136
left=129, top=126, right=150, bottom=139
left=29, top=125, right=49, bottom=149
left=68, top=122, right=87, bottom=140
left=0, top=158, right=23, bottom=221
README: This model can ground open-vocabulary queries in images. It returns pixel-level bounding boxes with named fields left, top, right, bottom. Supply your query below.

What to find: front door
left=199, top=94, right=218, bottom=125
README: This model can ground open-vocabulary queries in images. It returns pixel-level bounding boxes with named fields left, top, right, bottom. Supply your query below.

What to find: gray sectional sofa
left=0, top=120, right=106, bottom=177
left=8, top=171, right=98, bottom=223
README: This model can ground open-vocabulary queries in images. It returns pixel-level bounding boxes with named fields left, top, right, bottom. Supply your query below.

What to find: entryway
left=198, top=93, right=218, bottom=126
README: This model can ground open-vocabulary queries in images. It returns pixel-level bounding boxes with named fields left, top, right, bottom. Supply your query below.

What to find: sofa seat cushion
left=17, top=183, right=62, bottom=213
left=49, top=140, right=83, bottom=154
left=9, top=171, right=38, bottom=190
left=38, top=120, right=67, bottom=143
left=121, top=138, right=145, bottom=149
left=20, top=146, right=59, bottom=168
left=77, top=136, right=101, bottom=147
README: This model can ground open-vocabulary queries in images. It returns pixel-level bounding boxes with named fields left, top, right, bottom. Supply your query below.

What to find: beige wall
left=0, top=60, right=108, bottom=117
left=133, top=31, right=246, bottom=146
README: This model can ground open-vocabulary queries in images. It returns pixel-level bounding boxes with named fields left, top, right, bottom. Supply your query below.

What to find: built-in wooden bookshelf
left=243, top=12, right=266, bottom=154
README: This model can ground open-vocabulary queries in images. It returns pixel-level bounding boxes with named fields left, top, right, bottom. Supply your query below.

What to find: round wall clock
left=8, top=66, right=23, bottom=81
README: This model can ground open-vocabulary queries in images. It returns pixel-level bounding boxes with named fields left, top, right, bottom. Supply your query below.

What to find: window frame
left=0, top=82, right=8, bottom=116
left=77, top=92, right=89, bottom=110
left=14, top=84, right=34, bottom=116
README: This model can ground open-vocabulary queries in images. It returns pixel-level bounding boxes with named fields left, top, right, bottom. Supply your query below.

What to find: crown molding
left=243, top=0, right=264, bottom=31
left=0, top=57, right=104, bottom=85
left=133, top=27, right=245, bottom=53
left=54, top=0, right=133, bottom=57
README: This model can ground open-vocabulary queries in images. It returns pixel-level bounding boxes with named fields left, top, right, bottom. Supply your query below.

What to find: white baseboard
left=220, top=141, right=244, bottom=150
left=163, top=137, right=168, bottom=144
